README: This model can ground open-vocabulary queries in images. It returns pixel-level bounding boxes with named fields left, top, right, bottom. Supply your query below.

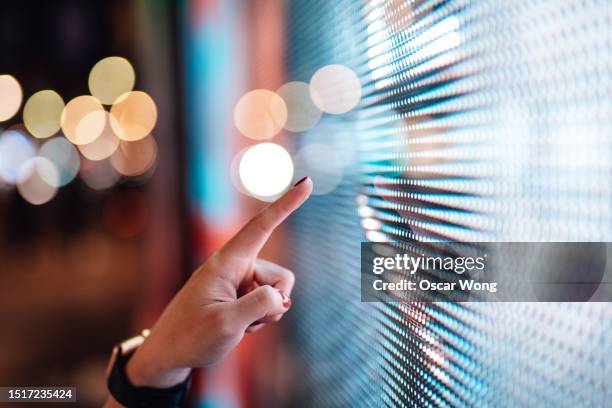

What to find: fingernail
left=279, top=289, right=292, bottom=309
left=293, top=176, right=308, bottom=187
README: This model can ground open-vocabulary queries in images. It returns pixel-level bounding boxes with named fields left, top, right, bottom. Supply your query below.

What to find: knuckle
left=255, top=286, right=277, bottom=309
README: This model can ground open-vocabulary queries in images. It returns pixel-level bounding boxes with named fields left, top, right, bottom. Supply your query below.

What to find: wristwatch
left=106, top=329, right=190, bottom=407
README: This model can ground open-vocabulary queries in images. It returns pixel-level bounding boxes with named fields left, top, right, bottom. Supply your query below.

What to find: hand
left=124, top=177, right=312, bottom=388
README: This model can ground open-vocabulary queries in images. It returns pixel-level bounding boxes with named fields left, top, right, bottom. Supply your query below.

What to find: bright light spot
left=78, top=112, right=120, bottom=160
left=361, top=217, right=382, bottom=230
left=0, top=75, right=23, bottom=122
left=294, top=143, right=343, bottom=195
left=309, top=65, right=361, bottom=114
left=277, top=81, right=322, bottom=132
left=110, top=134, right=157, bottom=176
left=61, top=95, right=105, bottom=145
left=239, top=143, right=293, bottom=199
left=366, top=230, right=388, bottom=242
left=80, top=158, right=120, bottom=190
left=23, top=90, right=65, bottom=138
left=110, top=91, right=158, bottom=142
left=0, top=129, right=36, bottom=184
left=358, top=205, right=375, bottom=218
left=88, top=56, right=136, bottom=105
left=39, top=137, right=80, bottom=186
left=17, top=157, right=58, bottom=205
left=356, top=194, right=368, bottom=205
left=233, top=89, right=287, bottom=140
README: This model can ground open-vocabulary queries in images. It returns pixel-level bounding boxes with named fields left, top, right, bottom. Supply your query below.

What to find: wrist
left=125, top=339, right=192, bottom=388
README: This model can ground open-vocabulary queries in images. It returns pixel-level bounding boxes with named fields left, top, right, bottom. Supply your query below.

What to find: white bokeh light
left=239, top=143, right=294, bottom=200
left=17, top=157, right=59, bottom=205
left=0, top=129, right=37, bottom=184
left=309, top=64, right=361, bottom=114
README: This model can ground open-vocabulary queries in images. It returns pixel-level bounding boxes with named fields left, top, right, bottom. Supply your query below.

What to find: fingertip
left=291, top=176, right=313, bottom=201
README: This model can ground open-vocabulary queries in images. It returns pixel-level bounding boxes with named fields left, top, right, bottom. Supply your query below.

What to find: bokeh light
left=0, top=129, right=37, bottom=184
left=229, top=147, right=251, bottom=196
left=78, top=112, right=120, bottom=160
left=61, top=95, right=105, bottom=145
left=88, top=56, right=136, bottom=105
left=0, top=75, right=23, bottom=122
left=80, top=158, right=120, bottom=190
left=110, top=134, right=157, bottom=177
left=309, top=64, right=361, bottom=114
left=16, top=157, right=58, bottom=205
left=233, top=89, right=287, bottom=140
left=39, top=137, right=80, bottom=187
left=277, top=81, right=322, bottom=132
left=239, top=142, right=293, bottom=199
left=23, top=90, right=65, bottom=138
left=110, top=91, right=158, bottom=142
left=293, top=143, right=343, bottom=195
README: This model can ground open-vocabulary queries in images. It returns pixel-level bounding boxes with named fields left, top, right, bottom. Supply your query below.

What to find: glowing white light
left=366, top=230, right=388, bottom=242
left=239, top=143, right=294, bottom=199
left=0, top=129, right=37, bottom=184
left=39, top=137, right=80, bottom=186
left=294, top=143, right=343, bottom=195
left=310, top=65, right=362, bottom=114
left=361, top=217, right=382, bottom=230
left=17, top=157, right=58, bottom=205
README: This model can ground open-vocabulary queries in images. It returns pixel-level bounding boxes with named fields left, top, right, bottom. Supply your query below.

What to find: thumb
left=227, top=285, right=289, bottom=330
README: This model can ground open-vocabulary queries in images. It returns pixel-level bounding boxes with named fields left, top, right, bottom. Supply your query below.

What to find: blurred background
left=1, top=0, right=612, bottom=407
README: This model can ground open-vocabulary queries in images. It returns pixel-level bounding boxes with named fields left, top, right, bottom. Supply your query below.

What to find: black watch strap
left=107, top=340, right=190, bottom=408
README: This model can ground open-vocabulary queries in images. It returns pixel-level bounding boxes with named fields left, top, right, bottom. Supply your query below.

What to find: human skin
left=104, top=177, right=313, bottom=407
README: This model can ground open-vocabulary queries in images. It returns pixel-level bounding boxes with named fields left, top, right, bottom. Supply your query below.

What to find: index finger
left=220, top=177, right=312, bottom=260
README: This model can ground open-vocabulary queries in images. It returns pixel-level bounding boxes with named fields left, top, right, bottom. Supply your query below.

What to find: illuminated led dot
left=39, top=137, right=80, bottom=186
left=78, top=112, right=120, bottom=160
left=61, top=95, right=105, bottom=145
left=233, top=90, right=287, bottom=140
left=0, top=75, right=23, bottom=122
left=294, top=143, right=343, bottom=195
left=110, top=134, right=157, bottom=176
left=310, top=65, right=361, bottom=114
left=110, top=91, right=158, bottom=142
left=277, top=81, right=322, bottom=132
left=366, top=230, right=388, bottom=242
left=80, top=158, right=120, bottom=190
left=239, top=143, right=293, bottom=199
left=23, top=90, right=65, bottom=138
left=0, top=129, right=36, bottom=184
left=17, top=157, right=58, bottom=205
left=88, top=56, right=136, bottom=105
